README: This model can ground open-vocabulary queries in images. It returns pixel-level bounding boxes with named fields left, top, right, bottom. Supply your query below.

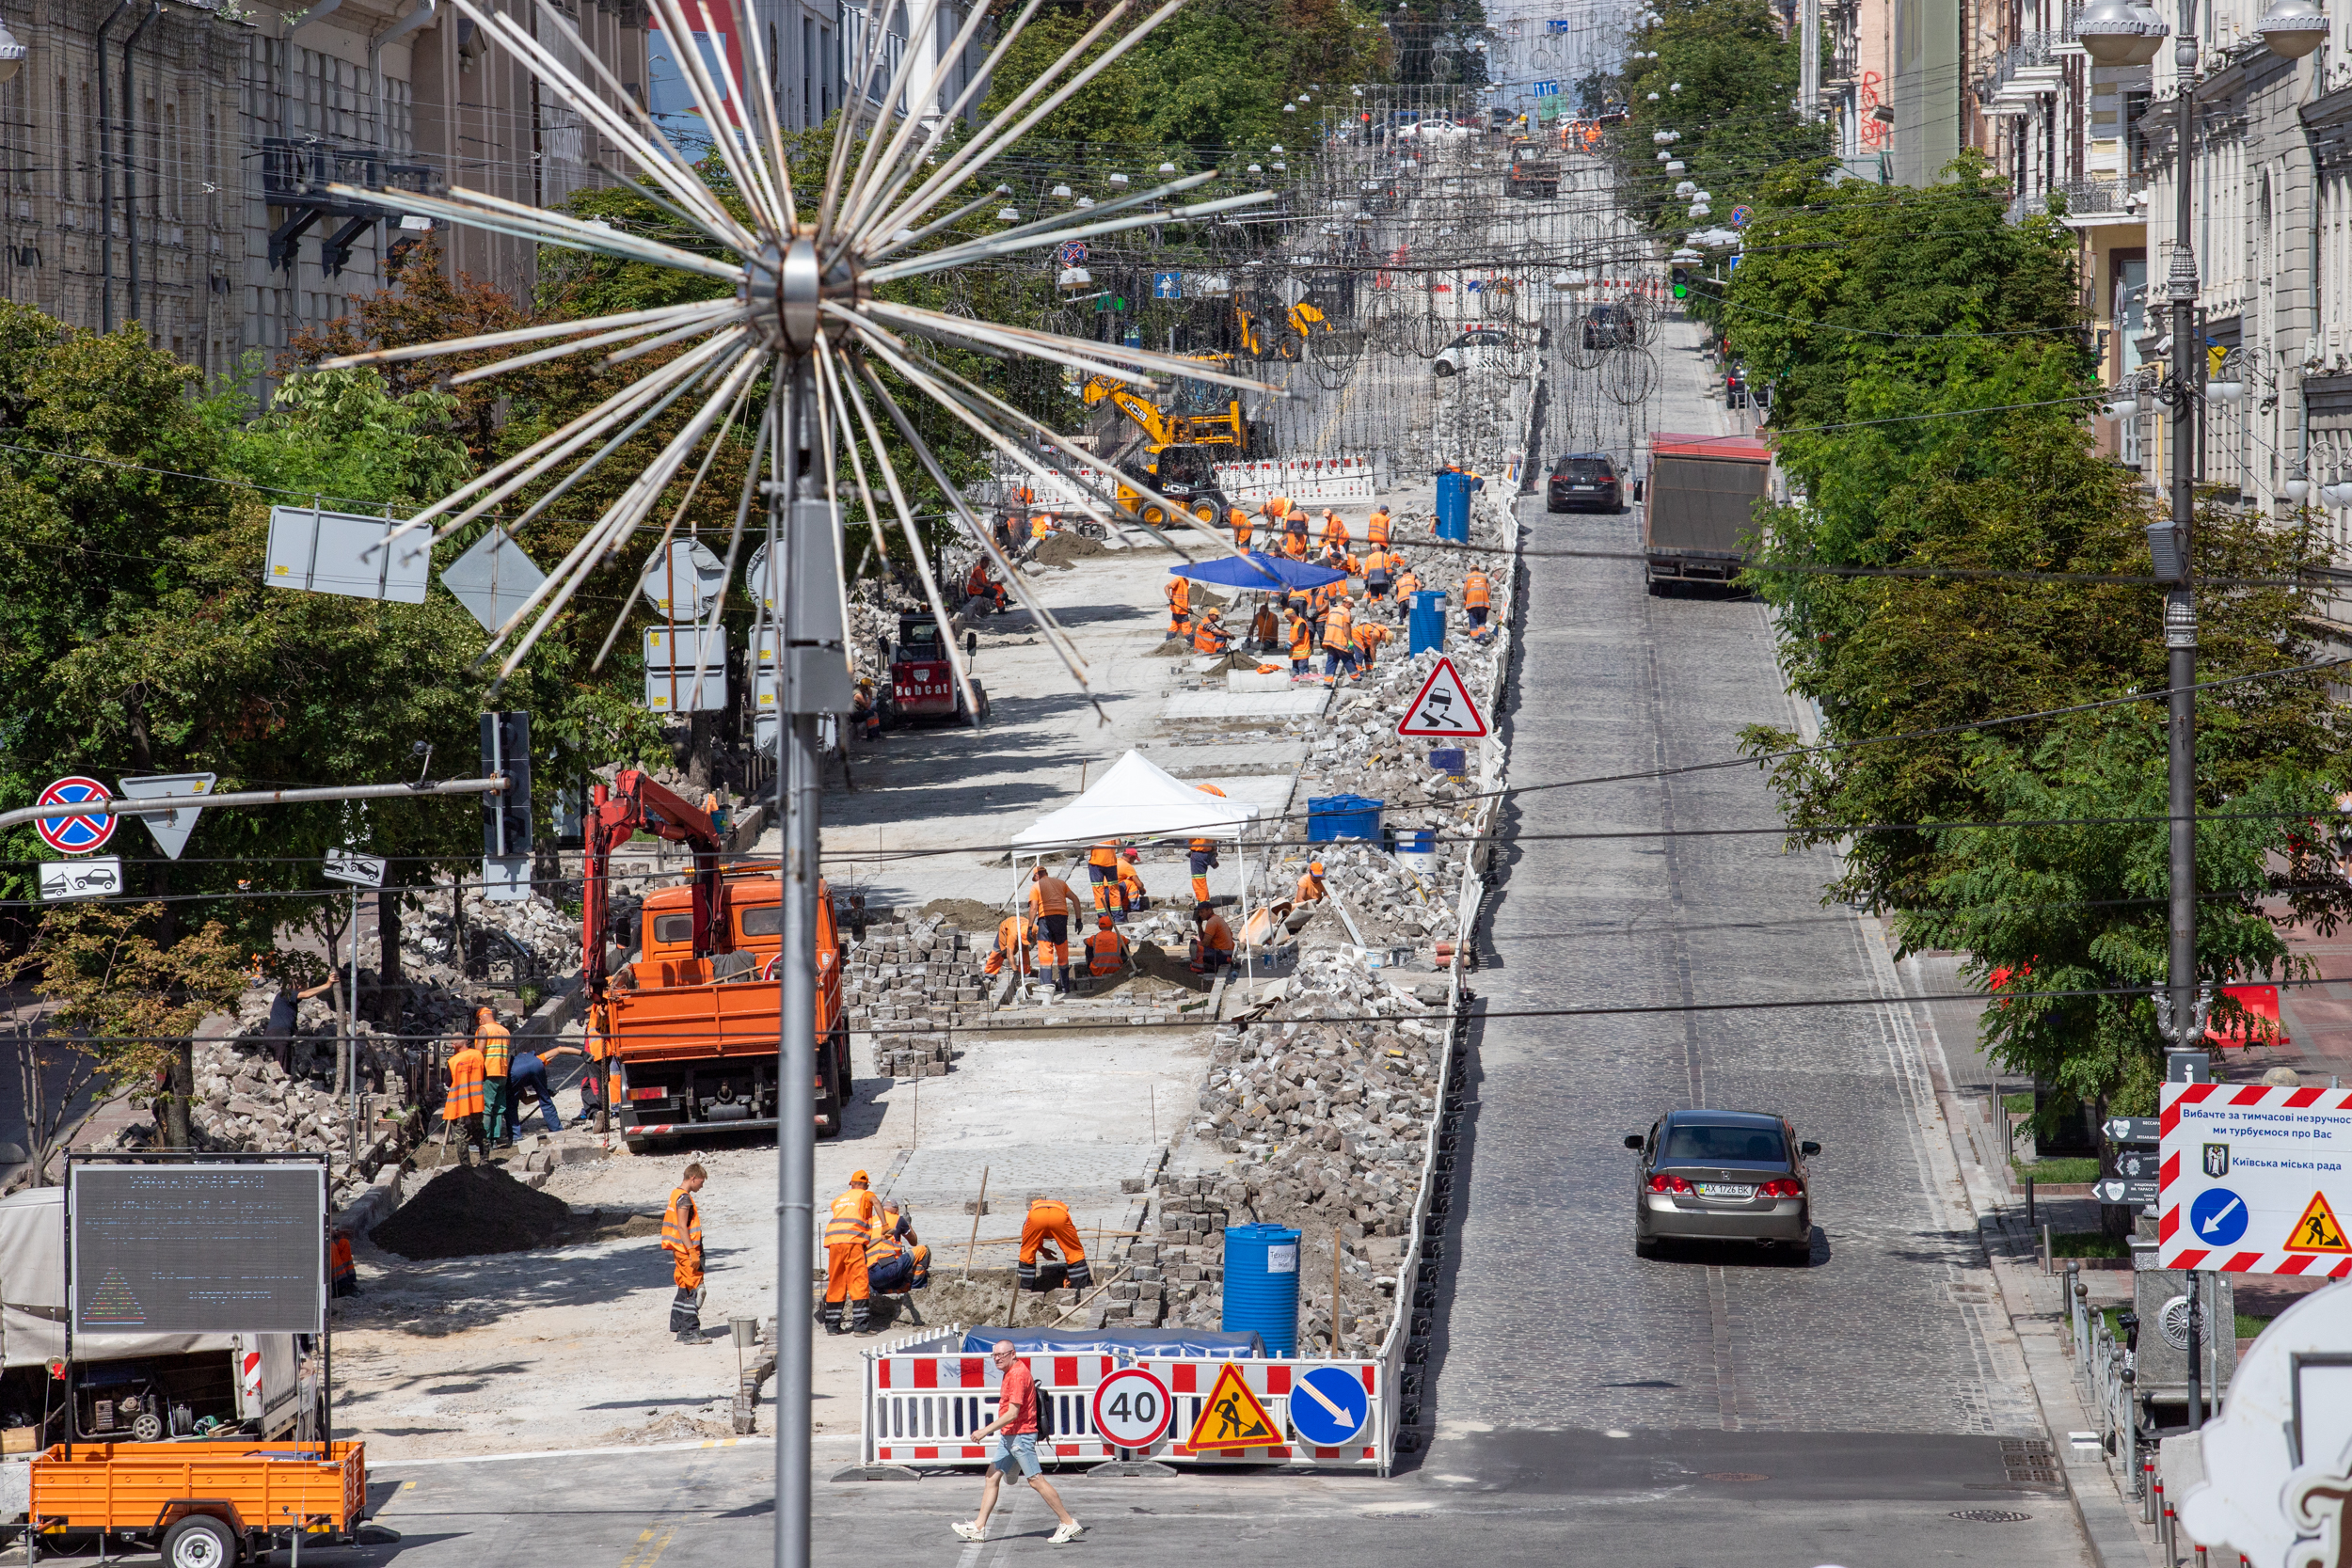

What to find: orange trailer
left=29, top=1439, right=367, bottom=1565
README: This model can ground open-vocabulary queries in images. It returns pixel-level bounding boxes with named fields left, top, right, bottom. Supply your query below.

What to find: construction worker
left=1192, top=607, right=1231, bottom=654
left=1088, top=840, right=1125, bottom=915
left=442, top=1034, right=487, bottom=1162
left=1295, top=861, right=1327, bottom=904
left=329, top=1227, right=358, bottom=1297
left=1187, top=833, right=1218, bottom=905
left=1322, top=591, right=1356, bottom=680
left=577, top=1003, right=612, bottom=1128
left=1269, top=494, right=1295, bottom=530
left=985, top=911, right=1037, bottom=978
left=824, top=1169, right=882, bottom=1334
left=1027, top=864, right=1077, bottom=992
left=1165, top=574, right=1192, bottom=640
left=1190, top=901, right=1236, bottom=974
left=1115, top=849, right=1149, bottom=917
left=1351, top=617, right=1391, bottom=677
left=1018, top=1196, right=1092, bottom=1291
left=1464, top=565, right=1493, bottom=634
left=1281, top=528, right=1309, bottom=562
left=1367, top=505, right=1392, bottom=548
left=1029, top=511, right=1055, bottom=546
left=1363, top=545, right=1395, bottom=603
left=471, top=1006, right=513, bottom=1148
left=1287, top=608, right=1314, bottom=678
left=663, top=1163, right=708, bottom=1343
left=1250, top=597, right=1280, bottom=650
left=1084, top=913, right=1130, bottom=978
left=851, top=681, right=883, bottom=741
left=1320, top=508, right=1348, bottom=548
left=1231, top=503, right=1253, bottom=551
left=865, top=1199, right=930, bottom=1295
left=1281, top=500, right=1309, bottom=546
left=964, top=560, right=1009, bottom=613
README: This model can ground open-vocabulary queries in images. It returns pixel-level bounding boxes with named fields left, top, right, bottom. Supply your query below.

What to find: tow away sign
left=1396, top=656, right=1488, bottom=738
left=2159, top=1082, right=2352, bottom=1276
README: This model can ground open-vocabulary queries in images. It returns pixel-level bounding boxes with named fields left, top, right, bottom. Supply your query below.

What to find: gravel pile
left=369, top=1164, right=577, bottom=1259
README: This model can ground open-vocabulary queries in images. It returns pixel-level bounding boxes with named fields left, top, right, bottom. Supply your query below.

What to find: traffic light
left=480, top=711, right=532, bottom=859
left=1670, top=265, right=1691, bottom=300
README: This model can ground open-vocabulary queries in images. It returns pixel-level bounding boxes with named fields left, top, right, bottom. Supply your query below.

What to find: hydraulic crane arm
left=1081, top=373, right=1177, bottom=446
left=580, top=768, right=724, bottom=1001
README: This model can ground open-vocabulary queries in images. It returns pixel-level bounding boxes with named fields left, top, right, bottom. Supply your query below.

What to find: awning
left=1170, top=552, right=1346, bottom=593
left=1010, top=749, right=1259, bottom=849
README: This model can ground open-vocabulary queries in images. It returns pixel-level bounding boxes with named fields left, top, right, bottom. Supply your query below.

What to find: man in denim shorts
left=953, top=1340, right=1084, bottom=1544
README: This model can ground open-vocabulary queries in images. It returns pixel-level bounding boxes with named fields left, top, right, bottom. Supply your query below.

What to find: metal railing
left=2063, top=1260, right=2148, bottom=1513
left=1978, top=31, right=2068, bottom=106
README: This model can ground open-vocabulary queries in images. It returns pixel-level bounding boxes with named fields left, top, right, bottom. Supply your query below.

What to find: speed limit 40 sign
left=1090, top=1367, right=1173, bottom=1450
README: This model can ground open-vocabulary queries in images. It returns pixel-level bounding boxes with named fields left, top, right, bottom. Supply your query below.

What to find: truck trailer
left=1639, top=432, right=1772, bottom=592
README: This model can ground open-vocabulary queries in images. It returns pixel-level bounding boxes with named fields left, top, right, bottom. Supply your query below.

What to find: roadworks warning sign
left=1185, top=1362, right=1279, bottom=1451
left=2285, top=1191, right=2352, bottom=1254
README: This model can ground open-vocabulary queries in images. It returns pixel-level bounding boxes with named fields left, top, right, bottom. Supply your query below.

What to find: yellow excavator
left=1078, top=358, right=1260, bottom=529
left=1233, top=299, right=1334, bottom=362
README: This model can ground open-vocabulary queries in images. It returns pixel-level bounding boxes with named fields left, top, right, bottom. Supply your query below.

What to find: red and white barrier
left=1214, top=456, right=1376, bottom=504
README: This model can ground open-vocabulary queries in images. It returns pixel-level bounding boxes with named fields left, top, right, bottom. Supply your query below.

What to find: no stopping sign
left=1090, top=1367, right=1173, bottom=1449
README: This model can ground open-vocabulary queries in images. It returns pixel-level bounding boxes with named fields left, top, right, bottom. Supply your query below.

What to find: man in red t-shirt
left=952, top=1339, right=1084, bottom=1544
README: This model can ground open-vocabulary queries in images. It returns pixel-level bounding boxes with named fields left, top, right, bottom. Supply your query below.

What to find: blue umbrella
left=1168, top=551, right=1347, bottom=592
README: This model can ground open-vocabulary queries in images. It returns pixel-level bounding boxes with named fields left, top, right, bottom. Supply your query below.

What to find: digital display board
left=70, top=1164, right=326, bottom=1336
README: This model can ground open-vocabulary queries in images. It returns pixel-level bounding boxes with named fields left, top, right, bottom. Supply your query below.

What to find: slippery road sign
left=1396, top=656, right=1488, bottom=738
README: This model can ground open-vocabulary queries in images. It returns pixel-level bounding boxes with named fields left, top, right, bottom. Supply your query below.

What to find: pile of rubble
left=840, top=909, right=988, bottom=1077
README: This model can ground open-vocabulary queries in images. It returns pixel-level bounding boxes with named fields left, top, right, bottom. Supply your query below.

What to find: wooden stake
left=1333, top=1227, right=1344, bottom=1355
left=962, top=1164, right=990, bottom=1279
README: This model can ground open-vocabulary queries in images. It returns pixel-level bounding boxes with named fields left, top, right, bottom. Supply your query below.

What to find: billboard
left=70, top=1164, right=326, bottom=1337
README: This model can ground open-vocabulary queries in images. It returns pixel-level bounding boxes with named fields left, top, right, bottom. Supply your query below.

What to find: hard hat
left=851, top=1169, right=869, bottom=1183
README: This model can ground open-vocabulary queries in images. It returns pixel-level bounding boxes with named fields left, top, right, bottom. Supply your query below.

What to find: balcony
left=2008, top=176, right=2141, bottom=226
left=1978, top=32, right=2069, bottom=114
left=261, top=138, right=436, bottom=277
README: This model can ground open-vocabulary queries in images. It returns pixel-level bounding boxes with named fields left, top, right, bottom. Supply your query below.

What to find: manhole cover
left=1950, top=1510, right=2034, bottom=1523
left=1703, top=1471, right=1770, bottom=1482
left=1965, top=1481, right=2062, bottom=1493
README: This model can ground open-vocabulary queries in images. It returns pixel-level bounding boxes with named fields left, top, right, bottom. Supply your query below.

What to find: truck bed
left=31, top=1439, right=365, bottom=1534
left=1643, top=436, right=1772, bottom=584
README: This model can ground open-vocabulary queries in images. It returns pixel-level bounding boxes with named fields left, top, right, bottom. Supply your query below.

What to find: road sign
left=117, top=772, right=215, bottom=861
left=482, top=855, right=532, bottom=903
left=1288, top=1365, right=1370, bottom=1447
left=1152, top=272, right=1182, bottom=299
left=1730, top=204, right=1752, bottom=228
left=2161, top=1083, right=2352, bottom=1275
left=441, top=525, right=547, bottom=635
left=1396, top=656, right=1488, bottom=738
left=323, top=847, right=387, bottom=888
left=2112, top=1147, right=2160, bottom=1180
left=1090, top=1367, right=1173, bottom=1449
left=2106, top=1117, right=2162, bottom=1143
left=264, top=505, right=431, bottom=604
left=35, top=777, right=117, bottom=854
left=2092, top=1178, right=2159, bottom=1206
left=637, top=539, right=727, bottom=620
left=1057, top=241, right=1088, bottom=266
left=39, top=857, right=121, bottom=901
left=1185, top=1362, right=1278, bottom=1451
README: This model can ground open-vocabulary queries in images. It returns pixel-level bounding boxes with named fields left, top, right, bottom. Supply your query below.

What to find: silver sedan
left=1628, top=1110, right=1820, bottom=1258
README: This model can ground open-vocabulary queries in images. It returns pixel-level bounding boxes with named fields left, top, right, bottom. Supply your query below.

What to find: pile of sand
left=369, top=1164, right=660, bottom=1259
left=1033, top=533, right=1108, bottom=566
left=920, top=897, right=1003, bottom=931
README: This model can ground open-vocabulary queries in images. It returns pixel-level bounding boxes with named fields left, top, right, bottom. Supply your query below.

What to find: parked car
left=1581, top=304, right=1638, bottom=350
left=1627, top=1109, right=1819, bottom=1258
left=1399, top=117, right=1472, bottom=143
left=1433, top=327, right=1517, bottom=376
left=1546, top=452, right=1624, bottom=512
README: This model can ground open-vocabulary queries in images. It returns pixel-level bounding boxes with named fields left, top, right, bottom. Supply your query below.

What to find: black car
left=1547, top=452, right=1624, bottom=512
left=1581, top=304, right=1639, bottom=350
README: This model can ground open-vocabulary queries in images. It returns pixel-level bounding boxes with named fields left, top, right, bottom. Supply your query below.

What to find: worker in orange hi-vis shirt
left=1115, top=849, right=1149, bottom=919
left=1231, top=503, right=1253, bottom=551
left=1295, top=860, right=1327, bottom=904
left=1281, top=529, right=1310, bottom=562
left=1351, top=617, right=1391, bottom=677
left=1287, top=609, right=1314, bottom=678
left=822, top=1170, right=881, bottom=1335
left=1366, top=505, right=1392, bottom=547
left=1165, top=574, right=1192, bottom=639
left=1026, top=864, right=1078, bottom=994
left=1087, top=840, right=1126, bottom=915
left=1018, top=1196, right=1093, bottom=1291
left=663, top=1163, right=708, bottom=1341
left=1320, top=508, right=1348, bottom=547
left=1464, top=566, right=1493, bottom=636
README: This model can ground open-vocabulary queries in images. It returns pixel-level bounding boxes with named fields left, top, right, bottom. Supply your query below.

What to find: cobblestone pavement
left=1426, top=313, right=2048, bottom=1449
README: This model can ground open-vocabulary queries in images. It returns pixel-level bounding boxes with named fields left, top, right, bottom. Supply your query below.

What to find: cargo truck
left=1637, top=432, right=1772, bottom=593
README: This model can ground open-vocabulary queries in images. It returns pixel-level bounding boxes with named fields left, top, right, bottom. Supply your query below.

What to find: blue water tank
left=1222, top=1223, right=1301, bottom=1356
left=1307, top=794, right=1382, bottom=844
left=1434, top=468, right=1483, bottom=542
left=1407, top=589, right=1449, bottom=655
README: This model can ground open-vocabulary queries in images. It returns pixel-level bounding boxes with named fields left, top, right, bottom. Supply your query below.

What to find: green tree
left=1614, top=0, right=1831, bottom=233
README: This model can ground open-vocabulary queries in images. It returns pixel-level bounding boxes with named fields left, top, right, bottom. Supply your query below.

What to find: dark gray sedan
left=1626, top=1109, right=1819, bottom=1258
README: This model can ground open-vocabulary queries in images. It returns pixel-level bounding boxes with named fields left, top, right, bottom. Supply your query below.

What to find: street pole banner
left=2159, top=1082, right=2352, bottom=1275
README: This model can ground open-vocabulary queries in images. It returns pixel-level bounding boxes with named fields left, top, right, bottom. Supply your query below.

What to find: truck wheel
left=162, top=1516, right=237, bottom=1568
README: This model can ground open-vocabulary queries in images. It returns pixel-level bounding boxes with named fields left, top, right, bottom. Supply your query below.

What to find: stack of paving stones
left=840, top=910, right=987, bottom=1077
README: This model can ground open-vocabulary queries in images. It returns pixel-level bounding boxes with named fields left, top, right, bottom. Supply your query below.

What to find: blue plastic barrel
left=1434, top=468, right=1483, bottom=542
left=1407, top=589, right=1449, bottom=656
left=1307, top=794, right=1383, bottom=844
left=1222, top=1223, right=1301, bottom=1356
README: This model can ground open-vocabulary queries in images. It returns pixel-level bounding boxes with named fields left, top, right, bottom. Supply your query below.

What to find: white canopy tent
left=1010, top=749, right=1259, bottom=851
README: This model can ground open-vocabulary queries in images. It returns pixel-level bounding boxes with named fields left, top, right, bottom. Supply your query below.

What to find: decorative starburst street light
left=313, top=1, right=1280, bottom=1560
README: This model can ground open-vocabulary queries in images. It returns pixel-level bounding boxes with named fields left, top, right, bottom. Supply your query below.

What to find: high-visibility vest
left=996, top=914, right=1032, bottom=955
left=865, top=1205, right=910, bottom=1267
left=1365, top=549, right=1391, bottom=582
left=826, top=1188, right=880, bottom=1248
left=330, top=1233, right=356, bottom=1286
left=1321, top=513, right=1347, bottom=545
left=473, top=1021, right=511, bottom=1077
left=1231, top=507, right=1252, bottom=542
left=1167, top=578, right=1190, bottom=611
left=1027, top=877, right=1074, bottom=916
left=1282, top=533, right=1307, bottom=560
left=966, top=565, right=992, bottom=596
left=1323, top=604, right=1353, bottom=649
left=1269, top=496, right=1293, bottom=520
left=1118, top=865, right=1147, bottom=903
left=443, top=1048, right=485, bottom=1120
left=1085, top=927, right=1127, bottom=975
left=663, top=1186, right=704, bottom=1255
left=1031, top=514, right=1052, bottom=539
left=1194, top=619, right=1226, bottom=653
left=1089, top=841, right=1121, bottom=868
left=1465, top=570, right=1491, bottom=607
left=1368, top=510, right=1391, bottom=546
left=1394, top=570, right=1420, bottom=599
left=1353, top=623, right=1386, bottom=657
left=1289, top=617, right=1312, bottom=658
left=1200, top=916, right=1234, bottom=955
left=1189, top=835, right=1216, bottom=854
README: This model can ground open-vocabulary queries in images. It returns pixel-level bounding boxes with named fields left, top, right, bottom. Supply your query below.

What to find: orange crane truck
left=29, top=1437, right=368, bottom=1565
left=582, top=769, right=850, bottom=1152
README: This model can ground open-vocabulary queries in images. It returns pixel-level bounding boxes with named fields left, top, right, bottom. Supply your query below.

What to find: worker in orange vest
left=1295, top=860, right=1327, bottom=904
left=823, top=1170, right=882, bottom=1334
left=1115, top=849, right=1149, bottom=919
left=1227, top=503, right=1251, bottom=551
left=864, top=1201, right=930, bottom=1294
left=1281, top=529, right=1309, bottom=562
left=964, top=560, right=1008, bottom=613
left=1165, top=574, right=1191, bottom=639
left=1391, top=560, right=1420, bottom=613
left=1287, top=609, right=1314, bottom=678
left=1187, top=834, right=1218, bottom=905
left=985, top=911, right=1037, bottom=977
left=1282, top=501, right=1309, bottom=544
left=472, top=1005, right=514, bottom=1148
left=1351, top=618, right=1391, bottom=677
left=329, top=1228, right=358, bottom=1297
left=1321, top=592, right=1356, bottom=681
left=1367, top=505, right=1392, bottom=547
left=1193, top=607, right=1230, bottom=654
left=1029, top=512, right=1055, bottom=546
left=1250, top=598, right=1280, bottom=650
left=443, top=1035, right=487, bottom=1163
left=663, top=1161, right=708, bottom=1341
left=1464, top=566, right=1493, bottom=635
left=1027, top=864, right=1078, bottom=992
left=1320, top=508, right=1348, bottom=548
left=1088, top=840, right=1126, bottom=916
left=1363, top=546, right=1394, bottom=604
left=1084, top=913, right=1130, bottom=977
left=1018, top=1196, right=1091, bottom=1291
left=1190, top=901, right=1235, bottom=974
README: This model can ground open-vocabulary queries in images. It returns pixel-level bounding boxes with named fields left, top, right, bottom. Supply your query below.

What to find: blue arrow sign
left=2190, top=1187, right=2249, bottom=1247
left=1289, top=1366, right=1370, bottom=1447
left=1153, top=272, right=1183, bottom=299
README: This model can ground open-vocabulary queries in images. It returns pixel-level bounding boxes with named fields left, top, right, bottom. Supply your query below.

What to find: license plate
left=1696, top=1182, right=1755, bottom=1198
left=1571, top=484, right=1595, bottom=490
